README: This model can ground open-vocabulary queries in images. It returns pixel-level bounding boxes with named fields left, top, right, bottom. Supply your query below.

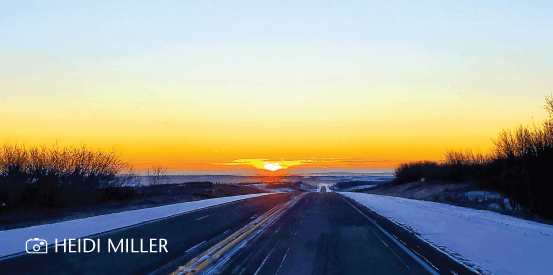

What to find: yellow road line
left=170, top=194, right=305, bottom=275
left=171, top=204, right=285, bottom=274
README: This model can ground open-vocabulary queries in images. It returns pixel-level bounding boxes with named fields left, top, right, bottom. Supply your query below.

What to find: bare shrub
left=147, top=166, right=169, bottom=186
left=394, top=161, right=439, bottom=184
left=444, top=149, right=491, bottom=165
left=394, top=94, right=553, bottom=219
left=114, top=165, right=141, bottom=187
left=0, top=142, right=134, bottom=212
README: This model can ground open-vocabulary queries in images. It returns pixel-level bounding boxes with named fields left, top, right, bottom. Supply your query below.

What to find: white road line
left=413, top=249, right=441, bottom=271
left=363, top=231, right=409, bottom=268
left=253, top=242, right=279, bottom=275
left=341, top=196, right=440, bottom=275
left=275, top=243, right=292, bottom=275
left=275, top=229, right=297, bottom=275
left=0, top=193, right=273, bottom=259
left=185, top=240, right=206, bottom=253
left=378, top=237, right=410, bottom=268
left=171, top=194, right=307, bottom=275
left=196, top=215, right=209, bottom=221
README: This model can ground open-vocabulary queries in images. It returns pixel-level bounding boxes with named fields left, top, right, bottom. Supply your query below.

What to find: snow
left=341, top=184, right=377, bottom=192
left=274, top=188, right=295, bottom=193
left=465, top=191, right=504, bottom=201
left=0, top=193, right=270, bottom=258
left=463, top=191, right=512, bottom=211
left=341, top=192, right=553, bottom=275
left=299, top=173, right=395, bottom=185
left=316, top=184, right=331, bottom=192
left=243, top=183, right=297, bottom=193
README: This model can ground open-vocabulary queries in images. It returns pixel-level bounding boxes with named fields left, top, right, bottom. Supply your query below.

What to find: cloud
left=220, top=159, right=304, bottom=170
left=215, top=158, right=397, bottom=171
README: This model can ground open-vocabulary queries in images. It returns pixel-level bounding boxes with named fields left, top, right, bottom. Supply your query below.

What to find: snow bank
left=316, top=184, right=332, bottom=192
left=0, top=193, right=270, bottom=257
left=341, top=184, right=377, bottom=192
left=465, top=191, right=504, bottom=201
left=243, top=183, right=296, bottom=193
left=341, top=192, right=553, bottom=275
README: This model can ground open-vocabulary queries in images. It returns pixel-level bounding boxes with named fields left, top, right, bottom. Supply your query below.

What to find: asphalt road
left=208, top=192, right=439, bottom=275
left=0, top=193, right=293, bottom=275
left=1, top=191, right=477, bottom=275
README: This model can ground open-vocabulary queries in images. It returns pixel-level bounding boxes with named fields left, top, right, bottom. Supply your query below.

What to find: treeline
left=395, top=95, right=553, bottom=220
left=0, top=143, right=137, bottom=213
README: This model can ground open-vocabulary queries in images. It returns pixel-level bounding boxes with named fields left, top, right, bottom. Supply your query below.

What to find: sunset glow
left=3, top=3, right=553, bottom=275
left=221, top=159, right=304, bottom=172
left=2, top=1, right=552, bottom=175
left=264, top=163, right=282, bottom=171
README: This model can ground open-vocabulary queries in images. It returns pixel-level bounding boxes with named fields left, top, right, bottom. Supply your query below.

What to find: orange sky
left=2, top=81, right=550, bottom=174
left=2, top=2, right=552, bottom=174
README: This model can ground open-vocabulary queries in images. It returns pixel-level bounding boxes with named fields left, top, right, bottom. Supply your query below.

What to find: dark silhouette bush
left=394, top=94, right=553, bottom=220
left=0, top=143, right=136, bottom=213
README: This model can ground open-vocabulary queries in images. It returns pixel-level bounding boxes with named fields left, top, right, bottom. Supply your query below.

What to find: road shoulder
left=340, top=193, right=480, bottom=275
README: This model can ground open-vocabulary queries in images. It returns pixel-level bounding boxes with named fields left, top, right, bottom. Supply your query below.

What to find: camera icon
left=26, top=238, right=48, bottom=254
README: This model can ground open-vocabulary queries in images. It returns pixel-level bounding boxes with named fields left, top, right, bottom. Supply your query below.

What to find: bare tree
left=146, top=166, right=169, bottom=186
left=543, top=93, right=553, bottom=117
left=114, top=165, right=140, bottom=187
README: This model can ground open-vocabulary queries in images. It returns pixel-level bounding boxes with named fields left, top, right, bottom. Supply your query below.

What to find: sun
left=223, top=159, right=303, bottom=171
left=264, top=163, right=282, bottom=171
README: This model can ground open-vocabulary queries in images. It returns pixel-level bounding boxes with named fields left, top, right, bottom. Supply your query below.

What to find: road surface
left=0, top=194, right=293, bottom=275
left=0, top=191, right=476, bottom=275
left=202, top=192, right=439, bottom=275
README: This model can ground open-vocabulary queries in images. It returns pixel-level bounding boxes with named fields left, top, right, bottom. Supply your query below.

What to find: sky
left=1, top=0, right=552, bottom=174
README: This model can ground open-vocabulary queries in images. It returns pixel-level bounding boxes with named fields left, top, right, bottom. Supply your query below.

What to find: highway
left=0, top=191, right=476, bottom=275
left=193, top=192, right=439, bottom=275
left=0, top=193, right=293, bottom=275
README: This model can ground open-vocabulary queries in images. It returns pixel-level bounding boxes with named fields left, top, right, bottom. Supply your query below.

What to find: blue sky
left=3, top=1, right=551, bottom=53
left=2, top=1, right=553, bottom=173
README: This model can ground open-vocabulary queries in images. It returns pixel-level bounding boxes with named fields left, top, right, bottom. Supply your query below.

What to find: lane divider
left=169, top=193, right=306, bottom=275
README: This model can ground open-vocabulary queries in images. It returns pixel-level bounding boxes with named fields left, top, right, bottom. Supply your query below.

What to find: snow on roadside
left=0, top=193, right=270, bottom=257
left=465, top=190, right=504, bottom=201
left=341, top=192, right=553, bottom=275
left=315, top=184, right=331, bottom=192
left=341, top=184, right=377, bottom=192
